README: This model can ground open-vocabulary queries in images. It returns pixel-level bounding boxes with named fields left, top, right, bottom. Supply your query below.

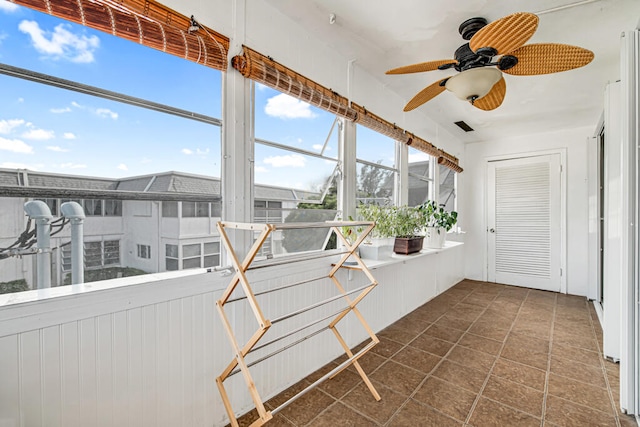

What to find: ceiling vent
left=454, top=120, right=474, bottom=132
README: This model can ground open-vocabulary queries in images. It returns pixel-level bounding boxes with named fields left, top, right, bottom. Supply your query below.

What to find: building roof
left=0, top=168, right=320, bottom=202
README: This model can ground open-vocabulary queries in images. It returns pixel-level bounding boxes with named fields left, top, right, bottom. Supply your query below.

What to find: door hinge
left=560, top=268, right=563, bottom=276
left=560, top=165, right=563, bottom=173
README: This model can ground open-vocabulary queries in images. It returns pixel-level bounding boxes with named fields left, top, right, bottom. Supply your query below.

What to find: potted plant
left=357, top=203, right=395, bottom=260
left=418, top=200, right=458, bottom=249
left=390, top=205, right=424, bottom=255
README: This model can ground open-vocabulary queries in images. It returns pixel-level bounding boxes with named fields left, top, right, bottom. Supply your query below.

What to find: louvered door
left=487, top=155, right=561, bottom=291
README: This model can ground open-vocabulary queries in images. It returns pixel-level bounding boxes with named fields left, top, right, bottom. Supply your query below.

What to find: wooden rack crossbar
left=215, top=220, right=381, bottom=427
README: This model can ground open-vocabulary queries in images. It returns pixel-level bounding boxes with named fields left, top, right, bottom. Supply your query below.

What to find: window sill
left=362, top=241, right=463, bottom=270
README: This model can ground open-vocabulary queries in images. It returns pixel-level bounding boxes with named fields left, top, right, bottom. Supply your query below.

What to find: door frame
left=483, top=149, right=567, bottom=294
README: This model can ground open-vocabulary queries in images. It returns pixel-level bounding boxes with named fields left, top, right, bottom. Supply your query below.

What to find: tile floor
left=232, top=280, right=638, bottom=426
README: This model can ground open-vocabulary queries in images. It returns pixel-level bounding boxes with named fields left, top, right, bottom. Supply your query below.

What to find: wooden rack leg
left=330, top=325, right=381, bottom=401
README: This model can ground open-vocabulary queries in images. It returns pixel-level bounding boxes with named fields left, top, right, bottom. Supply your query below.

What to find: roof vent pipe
left=23, top=201, right=53, bottom=289
left=61, top=202, right=85, bottom=285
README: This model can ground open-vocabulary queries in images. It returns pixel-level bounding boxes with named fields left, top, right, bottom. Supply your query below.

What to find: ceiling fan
left=386, top=12, right=594, bottom=112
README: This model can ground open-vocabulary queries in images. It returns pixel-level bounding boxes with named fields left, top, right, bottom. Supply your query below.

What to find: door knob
left=489, top=228, right=495, bottom=233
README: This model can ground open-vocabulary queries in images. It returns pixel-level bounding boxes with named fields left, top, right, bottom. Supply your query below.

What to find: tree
left=358, top=162, right=392, bottom=200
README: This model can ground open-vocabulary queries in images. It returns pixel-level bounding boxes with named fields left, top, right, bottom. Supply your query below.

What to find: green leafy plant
left=418, top=200, right=458, bottom=232
left=390, top=205, right=423, bottom=238
left=357, top=203, right=395, bottom=239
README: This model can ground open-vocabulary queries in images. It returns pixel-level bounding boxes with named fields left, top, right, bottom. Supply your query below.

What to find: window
left=253, top=84, right=340, bottom=255
left=0, top=5, right=223, bottom=292
left=182, top=243, right=202, bottom=269
left=104, top=200, right=122, bottom=216
left=137, top=244, right=151, bottom=259
left=182, top=201, right=210, bottom=218
left=408, top=146, right=434, bottom=206
left=356, top=125, right=398, bottom=206
left=84, top=240, right=120, bottom=268
left=83, top=199, right=103, bottom=216
left=61, top=242, right=72, bottom=272
left=439, top=164, right=457, bottom=212
left=162, top=201, right=179, bottom=218
left=165, top=244, right=179, bottom=271
left=204, top=242, right=220, bottom=268
left=180, top=242, right=220, bottom=269
left=84, top=242, right=103, bottom=268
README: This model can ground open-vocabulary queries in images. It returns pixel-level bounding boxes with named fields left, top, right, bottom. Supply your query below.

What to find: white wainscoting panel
left=0, top=243, right=463, bottom=427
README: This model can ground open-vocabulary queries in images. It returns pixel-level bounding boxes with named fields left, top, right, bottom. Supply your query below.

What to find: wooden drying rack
left=215, top=220, right=381, bottom=426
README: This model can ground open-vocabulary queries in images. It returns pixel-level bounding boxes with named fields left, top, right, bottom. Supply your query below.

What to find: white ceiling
left=263, top=0, right=640, bottom=143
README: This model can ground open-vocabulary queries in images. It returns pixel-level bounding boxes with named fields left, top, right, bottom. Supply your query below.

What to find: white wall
left=463, top=126, right=591, bottom=296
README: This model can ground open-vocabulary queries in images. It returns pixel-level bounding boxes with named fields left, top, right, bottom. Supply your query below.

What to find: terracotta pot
left=393, top=236, right=424, bottom=255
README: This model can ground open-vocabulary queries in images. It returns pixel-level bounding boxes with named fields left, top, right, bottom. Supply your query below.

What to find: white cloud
left=256, top=83, right=268, bottom=91
left=408, top=151, right=431, bottom=163
left=255, top=166, right=268, bottom=173
left=0, top=136, right=33, bottom=153
left=0, top=2, right=18, bottom=12
left=0, top=118, right=25, bottom=134
left=182, top=148, right=193, bottom=155
left=17, top=98, right=24, bottom=103
left=22, top=128, right=54, bottom=140
left=140, top=157, right=152, bottom=164
left=50, top=107, right=71, bottom=114
left=117, top=163, right=128, bottom=171
left=46, top=146, right=69, bottom=152
left=263, top=154, right=306, bottom=168
left=312, top=144, right=323, bottom=151
left=18, top=20, right=100, bottom=63
left=71, top=101, right=83, bottom=109
left=196, top=148, right=209, bottom=156
left=59, top=162, right=87, bottom=169
left=265, top=94, right=317, bottom=119
left=95, top=108, right=118, bottom=120
left=63, top=132, right=76, bottom=139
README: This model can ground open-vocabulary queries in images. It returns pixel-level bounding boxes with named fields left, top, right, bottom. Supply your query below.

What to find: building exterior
left=0, top=168, right=321, bottom=289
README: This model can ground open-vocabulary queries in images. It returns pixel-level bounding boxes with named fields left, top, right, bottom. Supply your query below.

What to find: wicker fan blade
left=503, top=43, right=594, bottom=76
left=469, top=12, right=538, bottom=55
left=474, top=76, right=506, bottom=111
left=404, top=80, right=446, bottom=111
left=386, top=60, right=456, bottom=75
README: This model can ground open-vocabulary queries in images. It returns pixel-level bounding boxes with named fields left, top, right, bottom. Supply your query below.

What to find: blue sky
left=0, top=1, right=426, bottom=191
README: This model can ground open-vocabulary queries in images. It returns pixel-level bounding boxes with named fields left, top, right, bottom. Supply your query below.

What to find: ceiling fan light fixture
left=445, top=67, right=502, bottom=102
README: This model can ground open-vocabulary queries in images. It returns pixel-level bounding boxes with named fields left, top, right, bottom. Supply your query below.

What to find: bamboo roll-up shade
left=438, top=150, right=459, bottom=165
left=231, top=46, right=463, bottom=171
left=232, top=46, right=357, bottom=121
left=438, top=156, right=464, bottom=173
left=407, top=134, right=441, bottom=158
left=11, top=0, right=229, bottom=71
left=352, top=103, right=407, bottom=143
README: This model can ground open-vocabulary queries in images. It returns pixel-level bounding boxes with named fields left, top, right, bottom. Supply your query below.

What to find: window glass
left=0, top=5, right=222, bottom=293
left=84, top=199, right=102, bottom=216
left=84, top=242, right=102, bottom=268
left=165, top=244, right=178, bottom=258
left=104, top=200, right=122, bottom=216
left=165, top=244, right=179, bottom=271
left=439, top=164, right=457, bottom=212
left=408, top=146, right=434, bottom=206
left=183, top=244, right=201, bottom=258
left=182, top=202, right=196, bottom=218
left=137, top=244, right=151, bottom=259
left=253, top=84, right=339, bottom=255
left=356, top=125, right=397, bottom=206
left=162, top=201, right=178, bottom=217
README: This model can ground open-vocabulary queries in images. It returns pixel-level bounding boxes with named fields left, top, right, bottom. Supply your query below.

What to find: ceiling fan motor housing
left=458, top=17, right=488, bottom=40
